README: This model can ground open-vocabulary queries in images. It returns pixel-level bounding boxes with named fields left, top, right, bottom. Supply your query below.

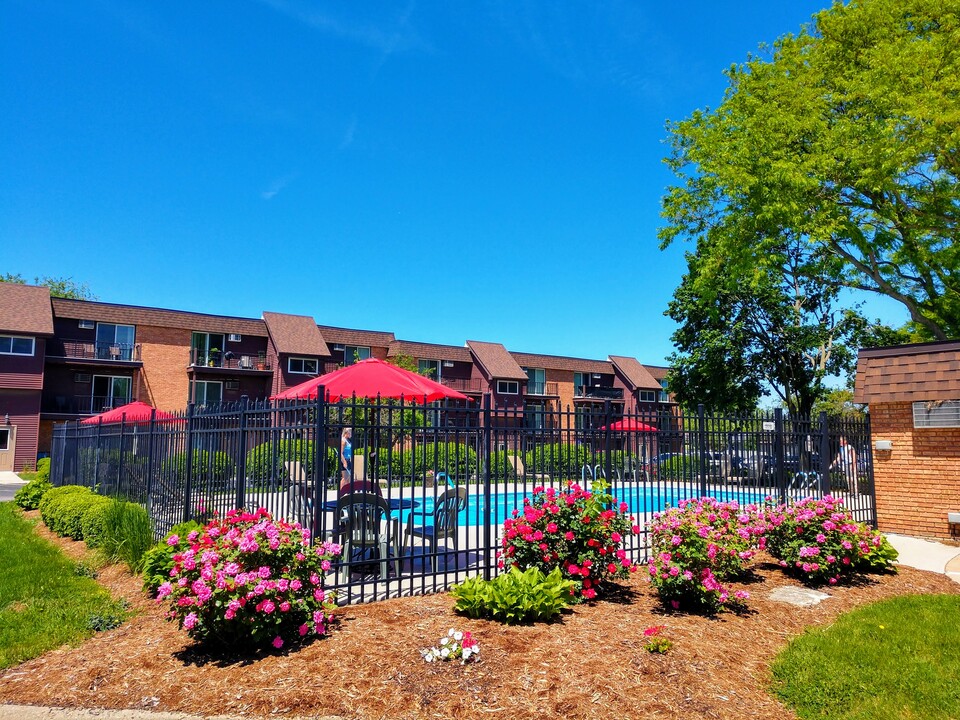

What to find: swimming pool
left=396, top=485, right=771, bottom=529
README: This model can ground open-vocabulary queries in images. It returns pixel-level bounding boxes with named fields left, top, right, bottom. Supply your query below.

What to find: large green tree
left=661, top=0, right=960, bottom=340
left=1, top=273, right=97, bottom=300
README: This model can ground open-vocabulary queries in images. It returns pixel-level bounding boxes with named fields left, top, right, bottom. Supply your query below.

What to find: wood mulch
left=2, top=512, right=958, bottom=720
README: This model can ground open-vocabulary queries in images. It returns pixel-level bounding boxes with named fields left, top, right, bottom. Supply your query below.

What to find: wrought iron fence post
left=236, top=396, right=249, bottom=510
left=184, top=402, right=196, bottom=522
left=864, top=412, right=877, bottom=528
left=482, top=392, right=492, bottom=581
left=117, top=414, right=127, bottom=497
left=312, top=388, right=326, bottom=542
left=73, top=420, right=81, bottom=486
left=774, top=408, right=786, bottom=504
left=145, top=409, right=157, bottom=503
left=93, top=418, right=102, bottom=489
left=697, top=404, right=708, bottom=497
left=603, top=399, right=612, bottom=488
left=818, top=411, right=830, bottom=495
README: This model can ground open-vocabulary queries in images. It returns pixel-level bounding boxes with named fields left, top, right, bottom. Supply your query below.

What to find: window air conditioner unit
left=78, top=320, right=95, bottom=329
left=74, top=372, right=92, bottom=383
left=228, top=333, right=242, bottom=342
left=238, top=355, right=254, bottom=369
left=225, top=380, right=240, bottom=391
left=443, top=361, right=455, bottom=367
left=333, top=344, right=345, bottom=351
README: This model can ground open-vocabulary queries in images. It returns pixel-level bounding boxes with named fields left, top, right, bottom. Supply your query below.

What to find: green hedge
left=487, top=450, right=520, bottom=482
left=36, top=457, right=51, bottom=482
left=80, top=497, right=115, bottom=548
left=99, top=500, right=154, bottom=572
left=363, top=442, right=478, bottom=483
left=14, top=475, right=53, bottom=510
left=39, top=486, right=92, bottom=534
left=524, top=443, right=591, bottom=478
left=244, top=439, right=338, bottom=482
left=160, top=449, right=235, bottom=487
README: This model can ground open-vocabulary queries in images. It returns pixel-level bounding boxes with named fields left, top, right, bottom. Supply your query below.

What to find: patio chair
left=336, top=492, right=399, bottom=582
left=403, top=486, right=467, bottom=572
left=284, top=460, right=313, bottom=526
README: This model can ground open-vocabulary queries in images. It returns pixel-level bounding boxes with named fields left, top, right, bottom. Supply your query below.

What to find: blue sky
left=1, top=0, right=909, bottom=365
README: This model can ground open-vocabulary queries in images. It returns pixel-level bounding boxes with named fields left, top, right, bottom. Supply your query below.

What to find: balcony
left=190, top=349, right=272, bottom=372
left=48, top=340, right=142, bottom=363
left=440, top=377, right=484, bottom=394
left=574, top=385, right=623, bottom=400
left=42, top=394, right=133, bottom=416
left=525, top=381, right=558, bottom=396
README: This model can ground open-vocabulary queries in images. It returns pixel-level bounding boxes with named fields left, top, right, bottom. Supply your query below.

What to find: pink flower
left=272, top=636, right=284, bottom=649
left=166, top=534, right=180, bottom=546
left=183, top=612, right=198, bottom=630
left=298, top=623, right=309, bottom=636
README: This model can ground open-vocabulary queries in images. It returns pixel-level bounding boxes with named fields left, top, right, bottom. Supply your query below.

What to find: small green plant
left=14, top=475, right=53, bottom=510
left=74, top=561, right=99, bottom=579
left=35, top=457, right=51, bottom=481
left=642, top=625, right=673, bottom=654
left=86, top=601, right=127, bottom=632
left=450, top=566, right=575, bottom=624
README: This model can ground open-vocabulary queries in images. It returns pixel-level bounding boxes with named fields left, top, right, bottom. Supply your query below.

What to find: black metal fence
left=50, top=395, right=874, bottom=604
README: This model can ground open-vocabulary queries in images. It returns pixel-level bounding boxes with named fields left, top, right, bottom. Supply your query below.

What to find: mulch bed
left=2, top=513, right=958, bottom=720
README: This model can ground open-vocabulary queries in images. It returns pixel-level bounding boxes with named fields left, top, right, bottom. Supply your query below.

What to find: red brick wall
left=870, top=401, right=960, bottom=540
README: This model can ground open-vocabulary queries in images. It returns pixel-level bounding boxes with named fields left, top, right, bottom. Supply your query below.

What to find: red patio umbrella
left=600, top=419, right=658, bottom=433
left=81, top=400, right=183, bottom=425
left=271, top=358, right=471, bottom=403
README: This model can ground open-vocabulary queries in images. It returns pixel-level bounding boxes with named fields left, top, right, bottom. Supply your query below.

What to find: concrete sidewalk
left=0, top=471, right=25, bottom=485
left=886, top=533, right=960, bottom=584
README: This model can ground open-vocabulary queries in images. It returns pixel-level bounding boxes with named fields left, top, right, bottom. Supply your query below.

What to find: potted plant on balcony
left=209, top=348, right=221, bottom=367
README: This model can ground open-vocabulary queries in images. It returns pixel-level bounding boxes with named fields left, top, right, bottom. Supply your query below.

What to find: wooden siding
left=0, top=389, right=42, bottom=470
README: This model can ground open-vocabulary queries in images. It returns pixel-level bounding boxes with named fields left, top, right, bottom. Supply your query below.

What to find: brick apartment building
left=0, top=283, right=672, bottom=471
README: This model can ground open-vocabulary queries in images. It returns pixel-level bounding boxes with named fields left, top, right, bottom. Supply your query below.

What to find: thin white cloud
left=339, top=115, right=357, bottom=150
left=261, top=172, right=299, bottom=200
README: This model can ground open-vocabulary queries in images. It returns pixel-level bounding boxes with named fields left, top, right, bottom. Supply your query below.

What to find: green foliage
left=14, top=475, right=53, bottom=510
left=99, top=500, right=154, bottom=572
left=161, top=449, right=235, bottom=487
left=86, top=604, right=128, bottom=633
left=657, top=455, right=695, bottom=481
left=0, top=273, right=97, bottom=300
left=487, top=450, right=520, bottom=482
left=660, top=0, right=960, bottom=342
left=772, top=595, right=960, bottom=720
left=39, top=485, right=96, bottom=539
left=450, top=566, right=575, bottom=624
left=365, top=442, right=478, bottom=483
left=35, top=457, right=51, bottom=482
left=0, top=503, right=122, bottom=669
left=811, top=389, right=867, bottom=421
left=73, top=561, right=99, bottom=579
left=244, top=439, right=336, bottom=483
left=141, top=520, right=203, bottom=595
left=523, top=443, right=590, bottom=478
left=79, top=496, right=115, bottom=548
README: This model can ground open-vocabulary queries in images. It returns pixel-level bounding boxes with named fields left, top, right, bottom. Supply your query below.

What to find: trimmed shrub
left=367, top=442, right=478, bottom=485
left=39, top=485, right=95, bottom=537
left=244, top=440, right=337, bottom=484
left=161, top=450, right=235, bottom=488
left=36, top=457, right=51, bottom=482
left=100, top=500, right=154, bottom=572
left=498, top=480, right=639, bottom=600
left=451, top=566, right=575, bottom=624
left=524, top=443, right=590, bottom=479
left=141, top=520, right=204, bottom=594
left=14, top=475, right=53, bottom=510
left=80, top=495, right=115, bottom=548
left=487, top=450, right=520, bottom=483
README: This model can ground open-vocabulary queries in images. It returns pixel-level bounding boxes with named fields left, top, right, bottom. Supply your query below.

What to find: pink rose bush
left=155, top=507, right=340, bottom=649
left=498, top=480, right=639, bottom=600
left=763, top=495, right=898, bottom=585
left=647, top=498, right=763, bottom=612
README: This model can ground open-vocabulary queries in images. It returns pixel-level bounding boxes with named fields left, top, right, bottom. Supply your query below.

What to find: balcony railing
left=42, top=394, right=133, bottom=415
left=574, top=385, right=623, bottom=400
left=190, top=349, right=271, bottom=371
left=51, top=340, right=141, bottom=362
left=440, top=377, right=484, bottom=394
left=525, top=381, right=558, bottom=396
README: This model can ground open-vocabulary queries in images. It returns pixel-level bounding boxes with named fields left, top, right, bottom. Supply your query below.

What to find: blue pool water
left=395, top=486, right=771, bottom=529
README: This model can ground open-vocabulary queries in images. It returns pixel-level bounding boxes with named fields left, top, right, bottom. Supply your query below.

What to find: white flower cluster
left=421, top=628, right=480, bottom=664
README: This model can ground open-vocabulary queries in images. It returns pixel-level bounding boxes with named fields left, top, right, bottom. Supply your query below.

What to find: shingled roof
left=263, top=311, right=329, bottom=356
left=317, top=325, right=396, bottom=349
left=609, top=355, right=661, bottom=390
left=510, top=351, right=612, bottom=375
left=854, top=341, right=960, bottom=404
left=389, top=340, right=472, bottom=363
left=52, top=298, right=266, bottom=336
left=467, top=340, right=527, bottom=380
left=0, top=283, right=54, bottom=335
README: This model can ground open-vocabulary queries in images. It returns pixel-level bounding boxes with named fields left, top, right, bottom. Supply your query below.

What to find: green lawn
left=0, top=503, right=127, bottom=669
left=772, top=594, right=960, bottom=720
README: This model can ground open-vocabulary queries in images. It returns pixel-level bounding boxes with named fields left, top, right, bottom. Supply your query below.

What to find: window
left=96, top=323, right=136, bottom=360
left=193, top=380, right=223, bottom=405
left=497, top=380, right=519, bottom=394
left=91, top=375, right=131, bottom=413
left=228, top=333, right=242, bottom=342
left=418, top=359, right=441, bottom=379
left=0, top=428, right=8, bottom=451
left=638, top=390, right=656, bottom=402
left=343, top=346, right=371, bottom=366
left=573, top=372, right=587, bottom=396
left=0, top=335, right=35, bottom=356
left=191, top=332, right=225, bottom=366
left=524, top=368, right=546, bottom=395
left=78, top=320, right=95, bottom=329
left=525, top=402, right=546, bottom=429
left=659, top=378, right=670, bottom=403
left=913, top=400, right=960, bottom=428
left=288, top=357, right=318, bottom=374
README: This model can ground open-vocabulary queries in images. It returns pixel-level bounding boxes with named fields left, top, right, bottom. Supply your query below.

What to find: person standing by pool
left=831, top=435, right=859, bottom=494
left=340, top=427, right=353, bottom=489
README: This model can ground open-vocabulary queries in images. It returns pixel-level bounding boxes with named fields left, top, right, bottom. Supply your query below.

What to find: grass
left=772, top=594, right=960, bottom=720
left=17, top=471, right=37, bottom=482
left=0, top=503, right=128, bottom=669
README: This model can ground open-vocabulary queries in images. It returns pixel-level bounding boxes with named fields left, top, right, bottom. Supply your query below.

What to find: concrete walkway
left=0, top=471, right=25, bottom=485
left=886, top=533, right=960, bottom=584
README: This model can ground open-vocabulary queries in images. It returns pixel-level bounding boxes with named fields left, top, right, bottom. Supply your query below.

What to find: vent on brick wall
left=74, top=373, right=92, bottom=383
left=228, top=334, right=241, bottom=342
left=913, top=400, right=960, bottom=428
